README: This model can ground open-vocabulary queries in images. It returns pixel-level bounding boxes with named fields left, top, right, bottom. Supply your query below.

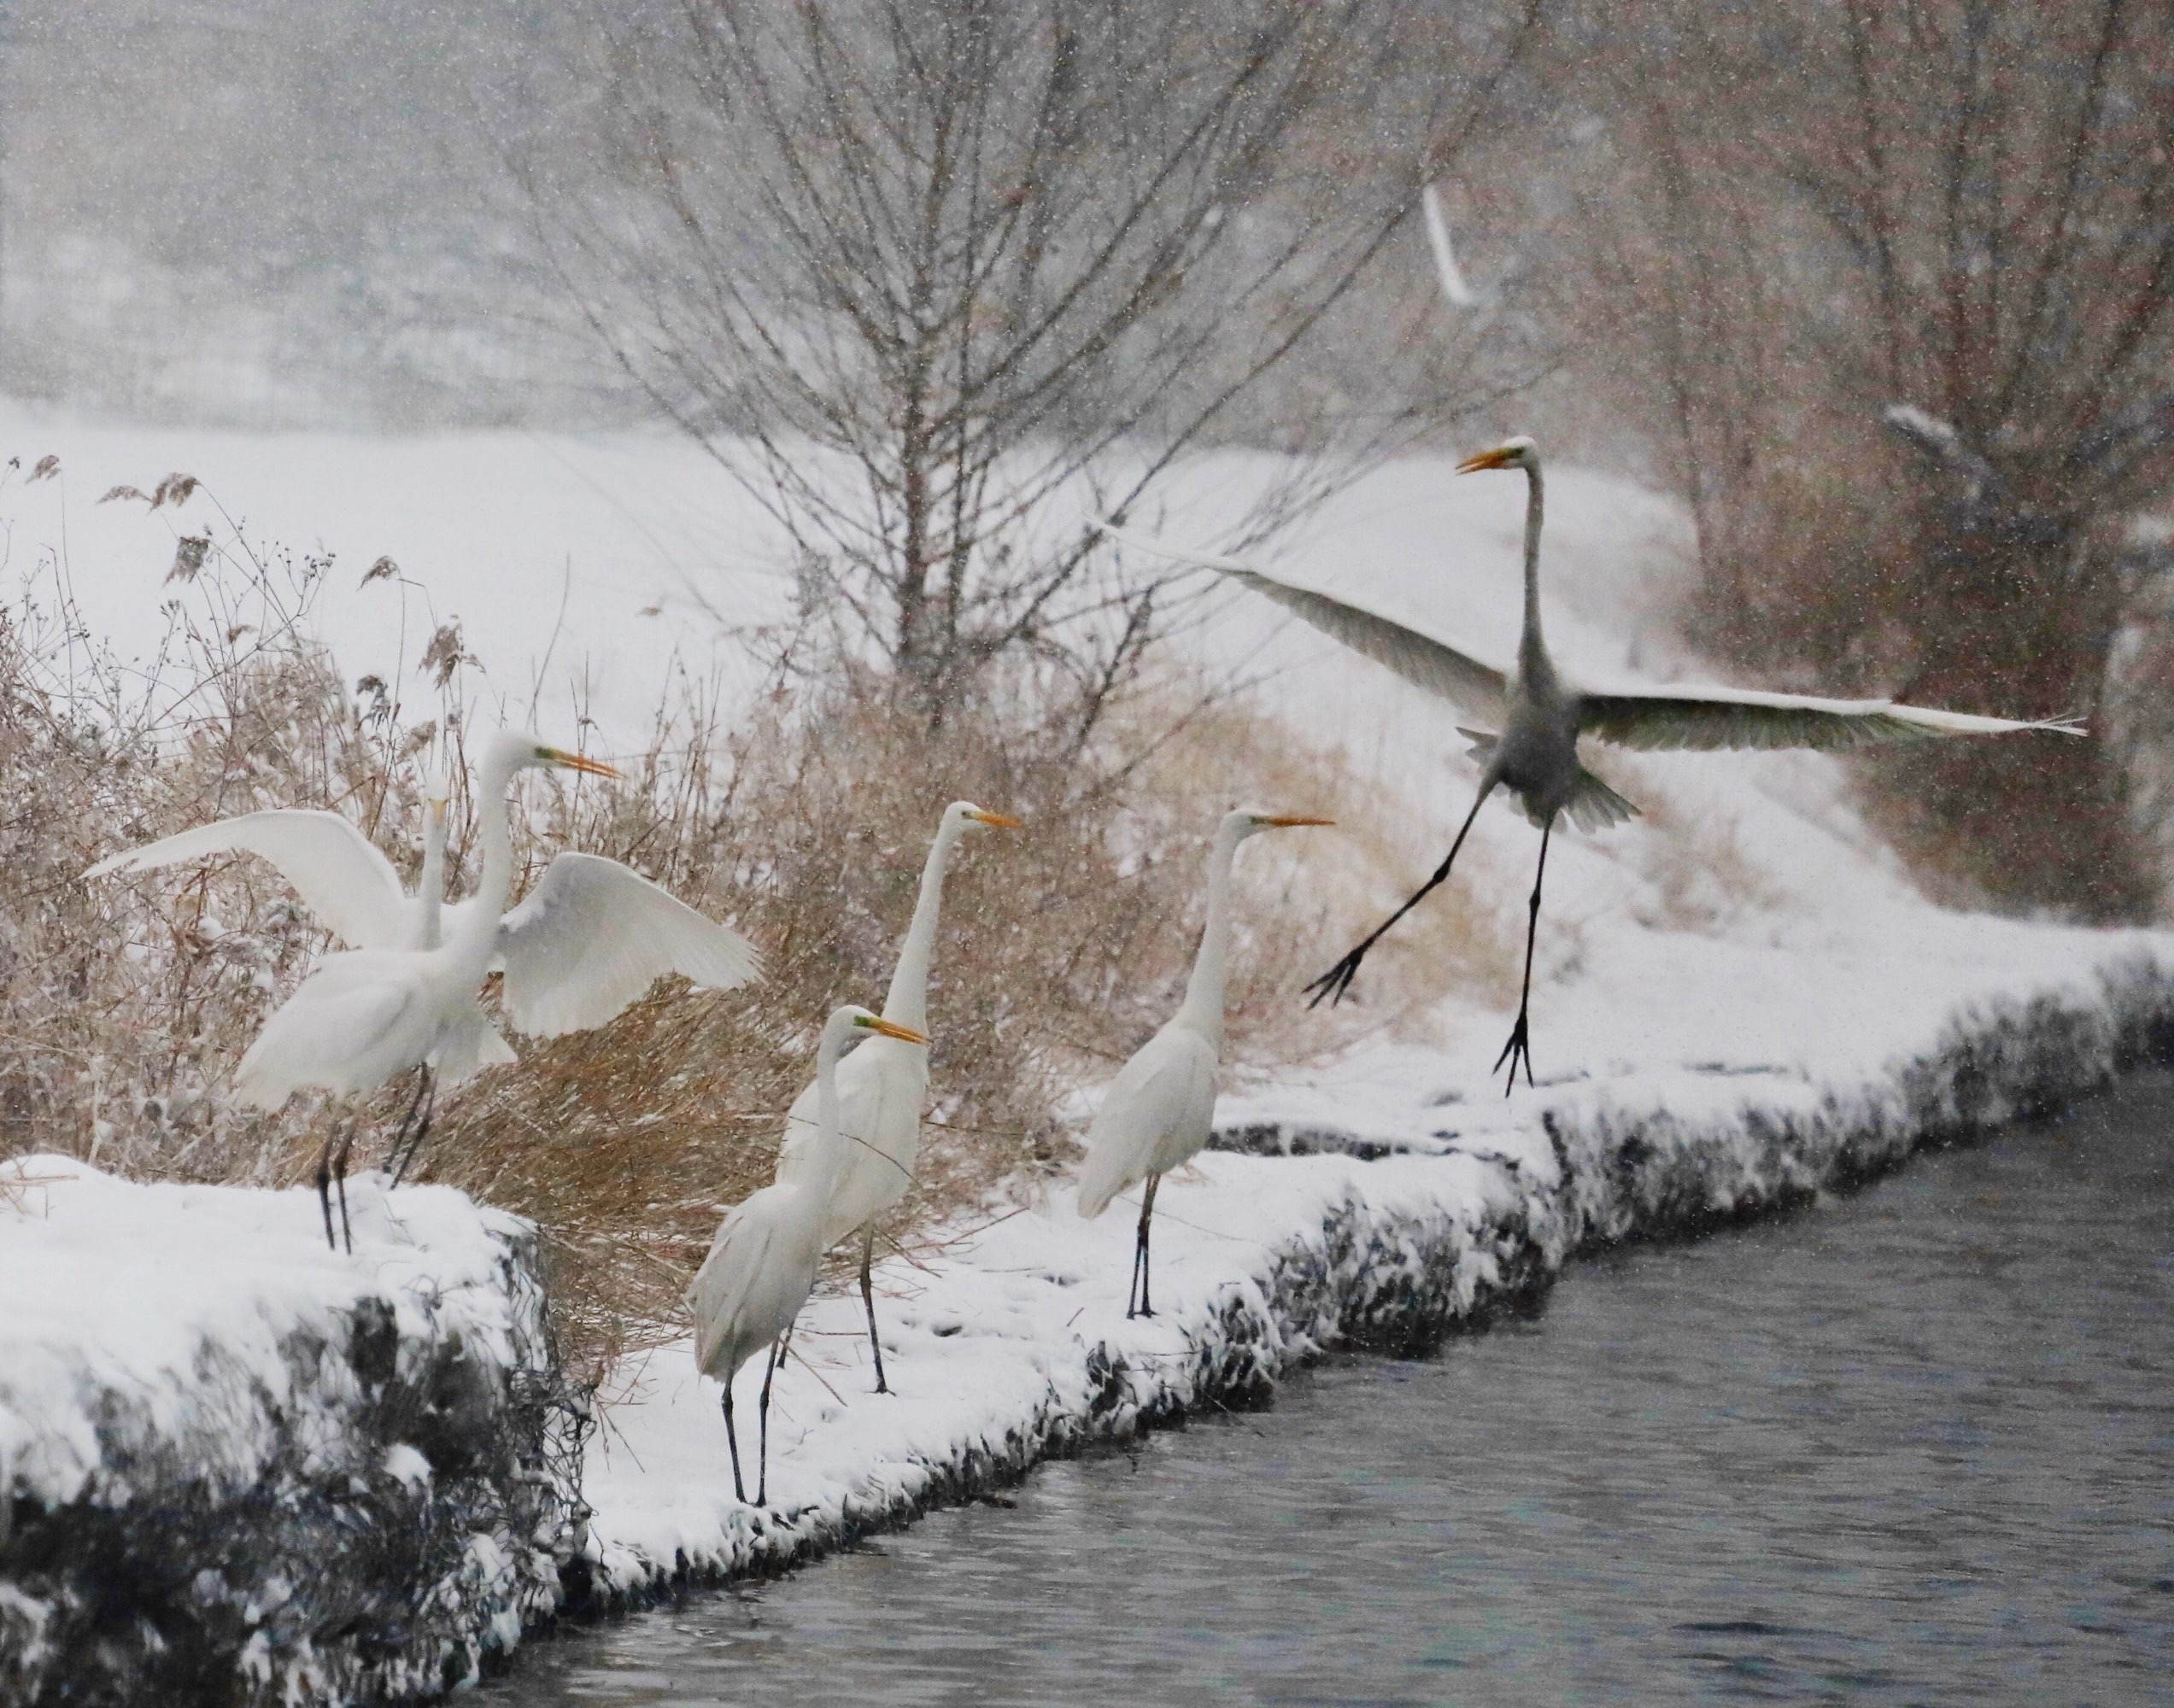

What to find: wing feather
left=1577, top=685, right=2085, bottom=753
left=495, top=851, right=762, bottom=1037
left=1098, top=522, right=1510, bottom=724
left=85, top=810, right=413, bottom=950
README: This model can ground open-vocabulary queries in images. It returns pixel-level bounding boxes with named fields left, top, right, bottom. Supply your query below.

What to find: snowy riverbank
left=9, top=931, right=2163, bottom=1705
left=0, top=1167, right=581, bottom=1705
left=569, top=932, right=2174, bottom=1611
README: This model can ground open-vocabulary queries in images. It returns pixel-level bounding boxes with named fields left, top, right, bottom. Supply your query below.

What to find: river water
left=495, top=1075, right=2174, bottom=1705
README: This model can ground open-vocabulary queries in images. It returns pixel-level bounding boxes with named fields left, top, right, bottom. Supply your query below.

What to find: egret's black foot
left=1493, top=1013, right=1535, bottom=1096
left=1304, top=945, right=1368, bottom=1009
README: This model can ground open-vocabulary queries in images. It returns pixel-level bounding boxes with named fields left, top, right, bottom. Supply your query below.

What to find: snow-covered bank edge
left=0, top=1178, right=588, bottom=1707
left=554, top=951, right=2174, bottom=1627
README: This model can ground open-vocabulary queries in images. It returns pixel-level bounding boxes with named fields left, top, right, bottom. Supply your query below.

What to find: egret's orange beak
left=968, top=809, right=1025, bottom=829
left=864, top=1017, right=929, bottom=1045
left=1265, top=815, right=1335, bottom=828
left=1456, top=445, right=1520, bottom=474
left=544, top=747, right=621, bottom=780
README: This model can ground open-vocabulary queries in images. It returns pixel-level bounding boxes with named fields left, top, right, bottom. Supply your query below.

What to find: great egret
left=772, top=801, right=1021, bottom=1394
left=224, top=733, right=615, bottom=1249
left=1099, top=436, right=2082, bottom=1090
left=689, top=1004, right=929, bottom=1506
left=1075, top=809, right=1331, bottom=1318
left=87, top=740, right=761, bottom=1191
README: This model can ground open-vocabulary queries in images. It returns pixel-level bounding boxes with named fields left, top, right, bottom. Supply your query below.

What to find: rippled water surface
left=495, top=1077, right=2174, bottom=1705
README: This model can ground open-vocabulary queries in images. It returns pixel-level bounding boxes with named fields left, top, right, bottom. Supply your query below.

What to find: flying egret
left=1075, top=809, right=1332, bottom=1318
left=226, top=732, right=616, bottom=1249
left=689, top=1004, right=929, bottom=1506
left=772, top=801, right=1021, bottom=1394
left=1099, top=436, right=2083, bottom=1090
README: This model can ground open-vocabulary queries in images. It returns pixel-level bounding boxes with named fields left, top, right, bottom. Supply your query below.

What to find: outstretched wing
left=85, top=809, right=413, bottom=950
left=1577, top=684, right=2085, bottom=752
left=1098, top=522, right=1511, bottom=725
left=495, top=851, right=763, bottom=1038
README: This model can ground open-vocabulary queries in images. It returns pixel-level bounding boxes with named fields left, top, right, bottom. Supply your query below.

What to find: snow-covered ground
left=0, top=1161, right=577, bottom=1702
left=5, top=403, right=2167, bottom=1696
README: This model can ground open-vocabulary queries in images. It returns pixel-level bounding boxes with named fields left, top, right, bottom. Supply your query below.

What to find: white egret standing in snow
left=689, top=1004, right=928, bottom=1506
left=222, top=733, right=615, bottom=1249
left=1075, top=809, right=1332, bottom=1318
left=1099, top=436, right=2082, bottom=1091
left=771, top=800, right=1020, bottom=1394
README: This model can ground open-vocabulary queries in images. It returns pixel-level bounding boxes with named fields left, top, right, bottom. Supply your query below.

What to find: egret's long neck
left=812, top=1023, right=853, bottom=1199
left=1177, top=822, right=1245, bottom=1042
left=1519, top=462, right=1547, bottom=671
left=883, top=816, right=963, bottom=1034
left=418, top=806, right=446, bottom=951
left=449, top=752, right=519, bottom=973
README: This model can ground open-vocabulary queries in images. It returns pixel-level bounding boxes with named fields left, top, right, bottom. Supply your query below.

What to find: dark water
left=495, top=1077, right=2174, bottom=1705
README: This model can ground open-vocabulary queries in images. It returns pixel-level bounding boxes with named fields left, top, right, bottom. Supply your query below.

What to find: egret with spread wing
left=1099, top=436, right=2081, bottom=1091
left=772, top=800, right=1021, bottom=1394
left=89, top=743, right=761, bottom=1187
left=689, top=1005, right=928, bottom=1506
left=215, top=733, right=614, bottom=1249
left=1075, top=809, right=1331, bottom=1319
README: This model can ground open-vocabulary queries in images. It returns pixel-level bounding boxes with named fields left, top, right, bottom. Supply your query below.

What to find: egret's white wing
left=1075, top=1022, right=1219, bottom=1220
left=1577, top=684, right=2086, bottom=753
left=1422, top=183, right=1477, bottom=308
left=231, top=955, right=421, bottom=1107
left=495, top=851, right=763, bottom=1038
left=85, top=810, right=412, bottom=950
left=1099, top=523, right=1511, bottom=725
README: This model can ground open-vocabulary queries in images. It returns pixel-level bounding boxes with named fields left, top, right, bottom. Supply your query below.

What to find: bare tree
left=1560, top=0, right=2174, bottom=917
left=530, top=0, right=1535, bottom=722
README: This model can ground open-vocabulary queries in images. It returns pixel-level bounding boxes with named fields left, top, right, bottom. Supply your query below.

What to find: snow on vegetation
left=3, top=414, right=2167, bottom=1697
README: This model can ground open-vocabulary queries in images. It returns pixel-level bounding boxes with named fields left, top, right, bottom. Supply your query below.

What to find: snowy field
left=5, top=404, right=2165, bottom=1693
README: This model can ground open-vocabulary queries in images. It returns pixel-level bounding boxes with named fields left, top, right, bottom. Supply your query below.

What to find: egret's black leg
left=316, top=1132, right=338, bottom=1251
left=382, top=1068, right=430, bottom=1175
left=721, top=1385, right=746, bottom=1505
left=756, top=1334, right=787, bottom=1507
left=859, top=1231, right=890, bottom=1395
left=1125, top=1208, right=1146, bottom=1318
left=1493, top=817, right=1553, bottom=1096
left=1129, top=1175, right=1161, bottom=1320
left=388, top=1067, right=437, bottom=1187
left=1307, top=781, right=1497, bottom=1008
left=332, top=1120, right=357, bottom=1255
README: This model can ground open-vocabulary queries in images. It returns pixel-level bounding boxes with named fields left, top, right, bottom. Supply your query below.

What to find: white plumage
left=1074, top=807, right=1330, bottom=1318
left=88, top=761, right=760, bottom=1044
left=771, top=800, right=1018, bottom=1392
left=689, top=1004, right=927, bottom=1506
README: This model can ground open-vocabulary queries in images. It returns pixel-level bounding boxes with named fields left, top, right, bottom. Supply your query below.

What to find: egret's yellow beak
left=967, top=809, right=1025, bottom=829
left=858, top=1016, right=929, bottom=1045
left=541, top=747, right=621, bottom=780
left=1456, top=444, right=1520, bottom=474
left=1264, top=815, right=1335, bottom=828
